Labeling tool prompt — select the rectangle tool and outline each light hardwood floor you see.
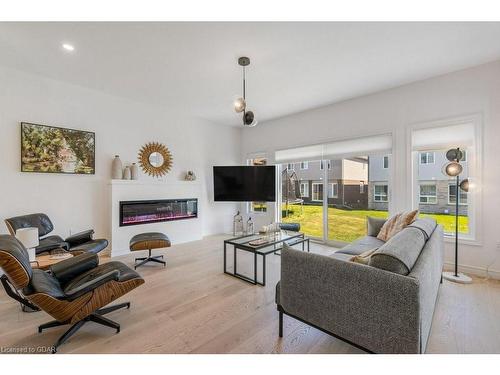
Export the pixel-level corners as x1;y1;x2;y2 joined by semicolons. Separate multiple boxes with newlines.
1;235;499;354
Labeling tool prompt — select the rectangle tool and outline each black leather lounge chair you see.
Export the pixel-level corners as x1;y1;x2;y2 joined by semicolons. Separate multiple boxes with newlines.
0;235;144;353
5;213;108;255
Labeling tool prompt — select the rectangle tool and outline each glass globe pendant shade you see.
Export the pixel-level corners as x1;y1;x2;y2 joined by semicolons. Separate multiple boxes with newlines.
234;97;246;113
445;161;463;177
243;111;258;127
459;178;469;192
446;148;464;162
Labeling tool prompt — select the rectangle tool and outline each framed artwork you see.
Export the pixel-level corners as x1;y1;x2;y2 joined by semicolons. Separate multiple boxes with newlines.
21;122;95;174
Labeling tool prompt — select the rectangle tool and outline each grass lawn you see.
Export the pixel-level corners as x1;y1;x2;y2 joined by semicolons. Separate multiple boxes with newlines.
282;204;468;243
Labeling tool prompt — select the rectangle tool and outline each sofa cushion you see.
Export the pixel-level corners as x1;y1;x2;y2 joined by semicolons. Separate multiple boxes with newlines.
408;218;437;241
369;226;426;275
377;210;418;241
367;216;387;237
336;235;385;256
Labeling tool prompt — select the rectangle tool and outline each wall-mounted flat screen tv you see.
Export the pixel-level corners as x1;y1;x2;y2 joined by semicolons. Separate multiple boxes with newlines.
21;122;95;174
213;166;276;202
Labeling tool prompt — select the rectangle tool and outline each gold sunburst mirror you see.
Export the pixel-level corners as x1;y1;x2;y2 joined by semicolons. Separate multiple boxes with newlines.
138;142;173;178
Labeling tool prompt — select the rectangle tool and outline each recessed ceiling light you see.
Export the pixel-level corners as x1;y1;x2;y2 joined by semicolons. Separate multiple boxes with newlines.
62;43;75;52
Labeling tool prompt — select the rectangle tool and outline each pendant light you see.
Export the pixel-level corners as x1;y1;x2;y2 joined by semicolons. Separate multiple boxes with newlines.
234;56;258;127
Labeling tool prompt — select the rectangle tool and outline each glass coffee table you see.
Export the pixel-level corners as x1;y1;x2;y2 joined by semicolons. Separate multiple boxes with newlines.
223;231;310;286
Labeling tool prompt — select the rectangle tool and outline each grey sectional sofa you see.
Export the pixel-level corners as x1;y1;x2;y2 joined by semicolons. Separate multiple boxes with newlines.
276;217;443;353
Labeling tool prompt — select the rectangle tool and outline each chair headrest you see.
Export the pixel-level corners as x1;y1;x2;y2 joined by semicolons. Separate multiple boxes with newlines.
5;213;54;237
0;235;33;289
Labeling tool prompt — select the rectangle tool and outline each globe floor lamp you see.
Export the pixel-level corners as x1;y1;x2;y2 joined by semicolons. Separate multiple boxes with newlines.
442;147;472;284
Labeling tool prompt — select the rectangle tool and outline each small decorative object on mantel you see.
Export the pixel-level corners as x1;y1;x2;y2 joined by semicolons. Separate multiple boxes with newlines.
111;155;123;179
185;170;196;181
130;163;139;180
138;142;173;178
123;165;131;180
233;211;243;236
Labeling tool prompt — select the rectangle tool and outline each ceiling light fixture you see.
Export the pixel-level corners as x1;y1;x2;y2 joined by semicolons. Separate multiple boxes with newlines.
234;57;257;127
62;43;75;52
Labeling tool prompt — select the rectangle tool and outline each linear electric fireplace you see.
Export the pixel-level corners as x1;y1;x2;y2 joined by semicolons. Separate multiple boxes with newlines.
119;198;198;227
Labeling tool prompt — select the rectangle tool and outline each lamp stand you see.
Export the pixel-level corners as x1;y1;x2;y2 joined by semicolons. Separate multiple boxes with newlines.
442;175;472;284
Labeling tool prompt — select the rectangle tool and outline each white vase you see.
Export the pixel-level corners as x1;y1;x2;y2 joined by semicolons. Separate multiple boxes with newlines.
131;163;139;180
123;166;131;180
111;155;123;179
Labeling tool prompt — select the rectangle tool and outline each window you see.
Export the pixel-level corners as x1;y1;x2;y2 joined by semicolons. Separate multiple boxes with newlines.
360;182;364;194
373;185;388;202
448;183;468;205
247;157;267;213
300;181;309;197
419;152;435;164
383;155;389;169
287;163;294;171
300;162;308;170
320;160;331;170
328;183;338;198
419;184;437;204
312;182;323;201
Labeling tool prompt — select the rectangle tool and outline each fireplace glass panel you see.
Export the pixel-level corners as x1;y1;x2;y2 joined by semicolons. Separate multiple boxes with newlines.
120;199;198;226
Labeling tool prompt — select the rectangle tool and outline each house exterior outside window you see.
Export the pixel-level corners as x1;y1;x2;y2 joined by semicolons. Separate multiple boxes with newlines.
287;163;294;170
419;184;437;204
312;182;323;201
448;183;468;205
300;181;309;197
300;162;309;170
373;185;388;202
383;155;389;169
328;183;338;198
419;152;435;164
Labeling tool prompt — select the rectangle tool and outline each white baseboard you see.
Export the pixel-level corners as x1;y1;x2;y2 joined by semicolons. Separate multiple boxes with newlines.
444;261;500;280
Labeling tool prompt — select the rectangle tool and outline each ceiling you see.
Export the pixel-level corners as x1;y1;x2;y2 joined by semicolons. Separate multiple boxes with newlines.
1;22;500;126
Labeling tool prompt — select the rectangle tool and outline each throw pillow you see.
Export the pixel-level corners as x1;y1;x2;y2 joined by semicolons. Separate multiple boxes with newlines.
350;247;379;265
376;210;418;242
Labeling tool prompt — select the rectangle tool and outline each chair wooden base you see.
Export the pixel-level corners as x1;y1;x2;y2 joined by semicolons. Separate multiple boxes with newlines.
38;302;131;353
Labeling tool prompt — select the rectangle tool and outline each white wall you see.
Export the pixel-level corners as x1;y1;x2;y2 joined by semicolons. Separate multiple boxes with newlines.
0;66;241;248
242;60;500;278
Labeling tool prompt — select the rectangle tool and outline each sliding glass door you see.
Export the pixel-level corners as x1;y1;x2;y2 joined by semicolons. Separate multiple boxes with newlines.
280;160;324;240
275;134;393;245
326;155;389;244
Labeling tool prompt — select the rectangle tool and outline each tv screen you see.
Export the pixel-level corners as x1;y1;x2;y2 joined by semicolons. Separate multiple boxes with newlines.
213;166;276;202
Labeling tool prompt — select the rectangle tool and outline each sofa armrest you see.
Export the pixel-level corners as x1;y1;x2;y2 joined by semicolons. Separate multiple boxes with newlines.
65;229;94;247
49;253;99;285
279;246;421;353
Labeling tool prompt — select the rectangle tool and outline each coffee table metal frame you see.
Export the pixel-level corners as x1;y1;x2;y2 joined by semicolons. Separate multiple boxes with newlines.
223;231;310;286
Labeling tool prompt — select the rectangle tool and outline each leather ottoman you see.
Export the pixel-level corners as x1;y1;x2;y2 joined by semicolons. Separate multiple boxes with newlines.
129;232;171;269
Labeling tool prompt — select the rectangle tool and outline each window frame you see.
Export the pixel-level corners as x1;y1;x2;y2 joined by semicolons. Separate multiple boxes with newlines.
419;183;437;204
300;161;309;170
300;181;309;197
311;182;323;202
247;157;268;214
419;151;435;165
287;163;294;171
383;155;389;169
328;182;338;198
448;182;468;206
373;184;389;202
408;114;482;244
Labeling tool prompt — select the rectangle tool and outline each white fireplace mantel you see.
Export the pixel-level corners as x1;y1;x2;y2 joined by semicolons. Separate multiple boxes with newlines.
109;179;202;257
